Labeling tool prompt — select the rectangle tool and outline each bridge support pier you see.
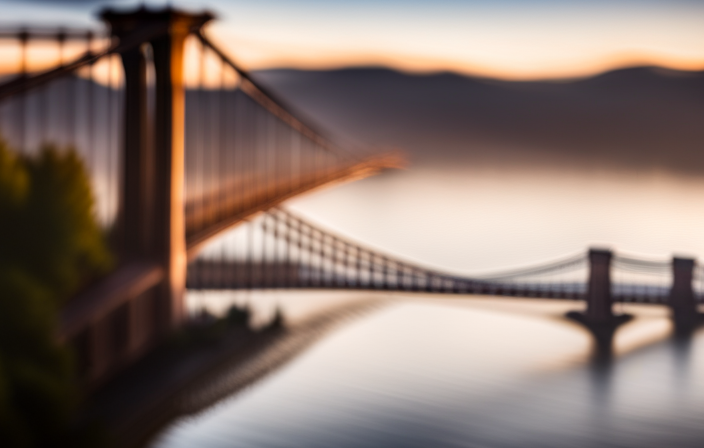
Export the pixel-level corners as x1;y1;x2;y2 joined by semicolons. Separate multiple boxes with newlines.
567;249;632;355
668;257;702;337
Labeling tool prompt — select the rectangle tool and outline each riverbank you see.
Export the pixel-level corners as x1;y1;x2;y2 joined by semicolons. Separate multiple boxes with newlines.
83;297;384;448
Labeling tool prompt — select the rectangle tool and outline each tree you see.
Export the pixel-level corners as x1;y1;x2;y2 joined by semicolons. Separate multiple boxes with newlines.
0;138;112;446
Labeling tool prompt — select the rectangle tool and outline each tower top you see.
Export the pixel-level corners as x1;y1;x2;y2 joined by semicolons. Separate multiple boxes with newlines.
100;5;214;41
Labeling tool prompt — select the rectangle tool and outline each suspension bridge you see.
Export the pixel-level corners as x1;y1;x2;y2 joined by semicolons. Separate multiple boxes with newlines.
0;6;701;387
187;207;692;304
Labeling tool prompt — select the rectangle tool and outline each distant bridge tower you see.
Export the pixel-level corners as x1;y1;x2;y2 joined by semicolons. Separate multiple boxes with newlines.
567;248;632;354
585;249;613;321
668;257;702;336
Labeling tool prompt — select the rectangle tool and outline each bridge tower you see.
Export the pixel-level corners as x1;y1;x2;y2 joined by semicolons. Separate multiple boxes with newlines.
567;248;632;353
100;8;212;350
669;257;702;336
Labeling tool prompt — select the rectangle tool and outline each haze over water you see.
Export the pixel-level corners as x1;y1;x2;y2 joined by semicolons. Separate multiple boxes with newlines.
289;166;704;274
276;66;704;272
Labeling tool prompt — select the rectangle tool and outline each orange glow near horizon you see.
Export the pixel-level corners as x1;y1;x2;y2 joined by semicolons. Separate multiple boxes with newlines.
209;41;704;81
2;39;703;82
204;25;704;81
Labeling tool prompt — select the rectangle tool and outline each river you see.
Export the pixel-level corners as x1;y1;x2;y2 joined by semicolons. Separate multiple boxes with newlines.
148;162;704;447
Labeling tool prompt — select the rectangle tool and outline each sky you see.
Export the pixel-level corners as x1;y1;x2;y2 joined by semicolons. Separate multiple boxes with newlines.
4;0;704;79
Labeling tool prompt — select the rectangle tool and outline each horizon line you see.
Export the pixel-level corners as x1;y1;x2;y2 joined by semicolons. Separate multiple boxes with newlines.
250;61;704;83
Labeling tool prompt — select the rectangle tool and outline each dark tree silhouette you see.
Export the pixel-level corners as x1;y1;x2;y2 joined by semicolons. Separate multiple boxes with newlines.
0;138;112;447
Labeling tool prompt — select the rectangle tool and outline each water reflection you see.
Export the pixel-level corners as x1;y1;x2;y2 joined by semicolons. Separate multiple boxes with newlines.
148;293;704;448
103;294;382;448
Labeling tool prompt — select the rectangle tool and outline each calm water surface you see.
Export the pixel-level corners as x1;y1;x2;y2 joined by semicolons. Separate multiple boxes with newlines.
151;167;704;447
151;293;704;448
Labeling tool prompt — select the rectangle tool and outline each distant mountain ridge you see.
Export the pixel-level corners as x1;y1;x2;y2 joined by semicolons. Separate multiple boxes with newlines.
252;66;704;175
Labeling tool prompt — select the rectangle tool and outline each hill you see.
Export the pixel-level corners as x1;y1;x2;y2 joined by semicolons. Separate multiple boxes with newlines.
253;66;704;175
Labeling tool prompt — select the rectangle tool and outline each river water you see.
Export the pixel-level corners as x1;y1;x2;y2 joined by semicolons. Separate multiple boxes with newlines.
149;163;704;447
149;293;704;448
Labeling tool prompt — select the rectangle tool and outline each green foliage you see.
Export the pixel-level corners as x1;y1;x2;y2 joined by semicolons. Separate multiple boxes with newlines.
0;141;28;208
0;269;74;447
0;138;113;446
0;141;112;302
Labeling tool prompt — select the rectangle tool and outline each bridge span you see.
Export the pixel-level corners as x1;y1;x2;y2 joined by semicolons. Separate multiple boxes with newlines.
188;207;704;346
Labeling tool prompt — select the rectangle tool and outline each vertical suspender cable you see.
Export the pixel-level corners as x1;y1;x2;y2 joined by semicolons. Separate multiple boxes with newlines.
18;29;28;152
86;32;95;176
106;52;115;233
196;39;205;234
